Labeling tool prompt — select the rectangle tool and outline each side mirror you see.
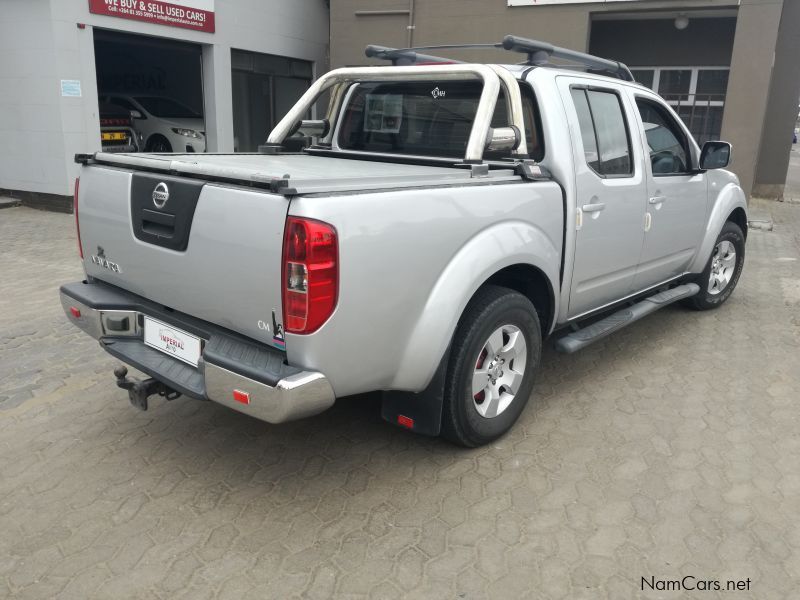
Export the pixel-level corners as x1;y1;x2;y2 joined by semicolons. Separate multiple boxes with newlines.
700;141;731;170
291;119;330;138
130;110;143;119
485;126;520;153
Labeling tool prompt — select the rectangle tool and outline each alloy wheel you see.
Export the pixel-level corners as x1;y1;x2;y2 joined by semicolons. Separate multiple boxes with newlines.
472;324;527;418
708;240;737;295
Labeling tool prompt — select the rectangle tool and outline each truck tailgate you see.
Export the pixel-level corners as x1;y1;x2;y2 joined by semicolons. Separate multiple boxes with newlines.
78;165;289;347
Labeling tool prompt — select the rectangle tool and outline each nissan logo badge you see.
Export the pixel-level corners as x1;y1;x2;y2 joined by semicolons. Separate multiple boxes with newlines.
152;182;169;209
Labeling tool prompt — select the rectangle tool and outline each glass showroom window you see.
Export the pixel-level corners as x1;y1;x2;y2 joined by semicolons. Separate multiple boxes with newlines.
231;49;313;152
630;67;729;145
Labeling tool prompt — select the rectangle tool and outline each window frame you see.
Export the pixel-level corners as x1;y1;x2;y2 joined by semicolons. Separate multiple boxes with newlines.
634;95;696;177
231;48;313;153
629;66;729;107
630;66;729;147
569;83;635;180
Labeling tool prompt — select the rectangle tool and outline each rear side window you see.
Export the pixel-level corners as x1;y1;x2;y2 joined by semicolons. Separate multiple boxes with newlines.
570;87;633;177
337;80;544;161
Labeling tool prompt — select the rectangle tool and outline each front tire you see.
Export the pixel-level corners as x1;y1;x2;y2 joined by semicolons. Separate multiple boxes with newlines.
146;135;172;153
686;221;745;310
441;285;541;447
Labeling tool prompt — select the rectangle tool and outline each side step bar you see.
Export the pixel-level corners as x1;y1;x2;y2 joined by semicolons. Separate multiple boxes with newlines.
555;283;700;354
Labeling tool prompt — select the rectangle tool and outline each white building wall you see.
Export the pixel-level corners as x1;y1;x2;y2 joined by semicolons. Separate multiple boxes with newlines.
0;0;329;199
0;1;69;196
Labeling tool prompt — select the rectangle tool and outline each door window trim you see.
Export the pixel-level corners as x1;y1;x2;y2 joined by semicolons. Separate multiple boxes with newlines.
569;83;635;180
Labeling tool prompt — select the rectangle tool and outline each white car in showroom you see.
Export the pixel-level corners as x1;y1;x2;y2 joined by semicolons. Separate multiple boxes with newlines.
100;94;206;153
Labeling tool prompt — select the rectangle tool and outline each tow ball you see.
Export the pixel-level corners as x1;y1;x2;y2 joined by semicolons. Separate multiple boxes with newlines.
113;366;181;411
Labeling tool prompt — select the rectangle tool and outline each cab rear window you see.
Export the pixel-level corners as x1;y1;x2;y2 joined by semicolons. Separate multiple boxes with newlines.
337;80;544;161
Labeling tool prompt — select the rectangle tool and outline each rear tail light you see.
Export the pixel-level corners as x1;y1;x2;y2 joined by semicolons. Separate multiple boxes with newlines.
74;177;83;259
282;217;338;334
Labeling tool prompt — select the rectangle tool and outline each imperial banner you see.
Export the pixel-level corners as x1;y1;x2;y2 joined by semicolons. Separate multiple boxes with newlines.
88;0;215;33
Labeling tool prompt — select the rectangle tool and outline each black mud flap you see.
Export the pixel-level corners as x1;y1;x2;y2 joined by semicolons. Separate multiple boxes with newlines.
381;345;450;437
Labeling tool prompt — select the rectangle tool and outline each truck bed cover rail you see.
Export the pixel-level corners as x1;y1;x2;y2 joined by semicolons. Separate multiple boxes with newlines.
84;152;524;196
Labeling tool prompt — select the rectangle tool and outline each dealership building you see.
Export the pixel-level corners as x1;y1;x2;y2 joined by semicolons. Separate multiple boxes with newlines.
0;0;329;209
332;0;800;200
3;0;799;208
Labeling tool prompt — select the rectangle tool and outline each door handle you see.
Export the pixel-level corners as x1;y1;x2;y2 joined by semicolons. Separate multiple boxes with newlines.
649;196;667;205
582;202;606;213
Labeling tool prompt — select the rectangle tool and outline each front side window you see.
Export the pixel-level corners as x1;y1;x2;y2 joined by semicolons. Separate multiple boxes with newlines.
337;80;544;161
570;87;632;177
636;98;690;175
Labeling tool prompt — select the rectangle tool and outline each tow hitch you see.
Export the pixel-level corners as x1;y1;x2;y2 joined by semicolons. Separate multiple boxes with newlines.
114;365;181;411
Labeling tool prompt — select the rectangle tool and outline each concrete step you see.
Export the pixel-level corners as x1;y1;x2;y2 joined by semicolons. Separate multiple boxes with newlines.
0;197;21;210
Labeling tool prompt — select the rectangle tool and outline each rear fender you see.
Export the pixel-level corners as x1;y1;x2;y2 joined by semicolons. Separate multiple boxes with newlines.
688;179;748;274
390;221;560;390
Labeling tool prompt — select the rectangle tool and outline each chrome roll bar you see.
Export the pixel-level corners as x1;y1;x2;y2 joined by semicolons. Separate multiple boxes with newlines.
488;64;528;158
266;64;526;162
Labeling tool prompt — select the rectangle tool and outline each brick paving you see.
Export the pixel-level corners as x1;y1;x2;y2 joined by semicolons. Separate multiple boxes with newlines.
0;198;799;599
784;146;800;202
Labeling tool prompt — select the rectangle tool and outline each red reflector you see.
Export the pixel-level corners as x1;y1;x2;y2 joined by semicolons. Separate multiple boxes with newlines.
397;415;414;429
69;307;81;318
233;390;250;405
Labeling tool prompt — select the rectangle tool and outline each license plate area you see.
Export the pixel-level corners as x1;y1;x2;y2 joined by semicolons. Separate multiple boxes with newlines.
102;131;128;141
143;316;202;367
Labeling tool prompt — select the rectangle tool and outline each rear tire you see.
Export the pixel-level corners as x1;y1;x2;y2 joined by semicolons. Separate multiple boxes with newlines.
686;221;745;310
441;285;541;448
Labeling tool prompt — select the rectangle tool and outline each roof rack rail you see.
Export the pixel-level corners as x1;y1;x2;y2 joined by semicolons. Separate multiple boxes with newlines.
364;36;634;82
501;35;634;82
365;44;467;66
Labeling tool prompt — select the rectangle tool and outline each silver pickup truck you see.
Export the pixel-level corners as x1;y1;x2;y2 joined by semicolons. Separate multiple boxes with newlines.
62;37;747;447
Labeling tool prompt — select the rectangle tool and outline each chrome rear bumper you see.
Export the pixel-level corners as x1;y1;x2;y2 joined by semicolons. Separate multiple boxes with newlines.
204;363;335;424
60;283;335;424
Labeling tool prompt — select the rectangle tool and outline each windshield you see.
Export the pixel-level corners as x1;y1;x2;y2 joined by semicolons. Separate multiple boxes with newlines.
135;97;202;119
337;80;543;160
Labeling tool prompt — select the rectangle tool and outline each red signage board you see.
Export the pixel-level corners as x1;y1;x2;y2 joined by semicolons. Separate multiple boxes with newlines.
88;0;215;33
